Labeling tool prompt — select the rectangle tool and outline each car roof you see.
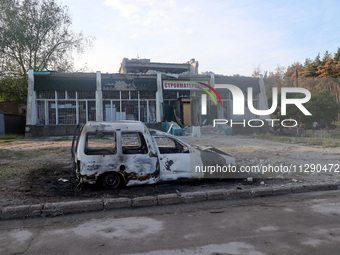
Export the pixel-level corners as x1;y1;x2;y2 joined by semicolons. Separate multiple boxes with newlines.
83;121;148;132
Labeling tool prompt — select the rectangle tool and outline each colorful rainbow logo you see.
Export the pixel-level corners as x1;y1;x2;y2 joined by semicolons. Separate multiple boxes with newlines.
197;82;222;106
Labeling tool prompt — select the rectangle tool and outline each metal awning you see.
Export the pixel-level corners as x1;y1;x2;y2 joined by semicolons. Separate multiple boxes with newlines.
34;76;96;91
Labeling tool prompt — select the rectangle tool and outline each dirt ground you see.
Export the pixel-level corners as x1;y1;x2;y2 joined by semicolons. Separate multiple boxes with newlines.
0;132;339;208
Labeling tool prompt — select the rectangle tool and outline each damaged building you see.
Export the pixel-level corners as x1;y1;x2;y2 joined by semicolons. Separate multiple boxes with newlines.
25;58;268;137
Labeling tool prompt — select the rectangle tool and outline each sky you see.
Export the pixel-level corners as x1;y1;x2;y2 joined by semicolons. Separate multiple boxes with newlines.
58;0;340;76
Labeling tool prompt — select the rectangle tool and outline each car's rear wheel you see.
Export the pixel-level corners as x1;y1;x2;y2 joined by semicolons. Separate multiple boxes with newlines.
101;172;121;189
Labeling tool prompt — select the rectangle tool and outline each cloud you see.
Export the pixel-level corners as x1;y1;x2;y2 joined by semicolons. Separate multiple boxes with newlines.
129;33;139;39
101;0;289;75
104;0;177;26
104;0;140;19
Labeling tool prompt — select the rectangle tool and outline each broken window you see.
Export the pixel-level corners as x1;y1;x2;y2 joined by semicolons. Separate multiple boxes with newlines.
154;137;188;154
85;132;116;155
122;132;148;154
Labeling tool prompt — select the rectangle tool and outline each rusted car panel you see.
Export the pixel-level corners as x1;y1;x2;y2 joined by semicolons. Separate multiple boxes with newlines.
72;121;236;188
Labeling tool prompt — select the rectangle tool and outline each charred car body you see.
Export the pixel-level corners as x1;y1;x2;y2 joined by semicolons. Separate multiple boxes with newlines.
72;121;236;188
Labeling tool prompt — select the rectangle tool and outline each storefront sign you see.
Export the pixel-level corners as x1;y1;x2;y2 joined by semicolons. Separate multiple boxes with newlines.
163;80;209;90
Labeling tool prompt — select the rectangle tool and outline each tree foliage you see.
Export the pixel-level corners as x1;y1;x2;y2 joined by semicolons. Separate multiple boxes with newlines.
0;74;27;103
0;0;92;76
0;0;92;103
285;90;339;125
259;48;340;124
307;90;340;125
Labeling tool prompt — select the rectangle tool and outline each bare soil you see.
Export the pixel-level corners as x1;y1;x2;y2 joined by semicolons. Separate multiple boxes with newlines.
0;133;339;208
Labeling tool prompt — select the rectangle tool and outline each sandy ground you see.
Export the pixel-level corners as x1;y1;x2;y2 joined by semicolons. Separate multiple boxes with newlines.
0;134;339;207
183;135;340;180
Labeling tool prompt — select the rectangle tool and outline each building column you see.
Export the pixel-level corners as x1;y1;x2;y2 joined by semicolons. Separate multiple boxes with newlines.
26;69;37;125
155;73;163;122
95;71;103;121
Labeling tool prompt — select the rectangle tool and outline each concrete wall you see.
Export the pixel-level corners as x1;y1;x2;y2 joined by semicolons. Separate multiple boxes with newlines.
25;125;79;138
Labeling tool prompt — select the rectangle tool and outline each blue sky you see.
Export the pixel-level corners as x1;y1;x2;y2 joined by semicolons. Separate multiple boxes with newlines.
59;0;340;76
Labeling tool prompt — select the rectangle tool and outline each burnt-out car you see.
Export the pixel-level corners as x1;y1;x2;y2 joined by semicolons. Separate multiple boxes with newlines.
71;121;236;189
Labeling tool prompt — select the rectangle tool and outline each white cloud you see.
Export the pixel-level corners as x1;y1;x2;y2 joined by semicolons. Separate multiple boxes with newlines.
104;0;140;19
129;33;139;39
104;0;176;26
101;0;288;75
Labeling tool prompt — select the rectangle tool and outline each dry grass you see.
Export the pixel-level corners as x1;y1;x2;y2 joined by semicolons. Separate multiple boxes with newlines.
255;132;340;148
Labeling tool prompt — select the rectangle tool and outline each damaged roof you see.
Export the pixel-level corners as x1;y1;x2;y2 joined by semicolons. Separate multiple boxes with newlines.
33;71;260;93
34;72;157;92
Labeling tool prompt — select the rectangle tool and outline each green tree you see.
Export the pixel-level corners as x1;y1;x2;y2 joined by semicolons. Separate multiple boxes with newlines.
314;53;322;67
308;90;339;125
271;90;339;133
322;50;331;65
0;0;92;76
0;75;27;103
333;47;340;63
0;0;92;103
287;90;340;127
301;58;317;77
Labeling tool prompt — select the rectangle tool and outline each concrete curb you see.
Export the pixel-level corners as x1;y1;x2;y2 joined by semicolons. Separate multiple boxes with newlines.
0;183;339;220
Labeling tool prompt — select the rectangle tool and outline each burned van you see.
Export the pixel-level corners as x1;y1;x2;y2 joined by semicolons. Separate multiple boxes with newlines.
72;121;236;188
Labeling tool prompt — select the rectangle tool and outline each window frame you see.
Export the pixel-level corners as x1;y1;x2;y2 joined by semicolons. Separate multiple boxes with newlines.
84;131;117;155
121;131;149;155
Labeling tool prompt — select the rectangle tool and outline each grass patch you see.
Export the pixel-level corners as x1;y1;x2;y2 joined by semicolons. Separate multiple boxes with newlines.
255;133;340;148
0;147;67;162
0;134;25;145
0;149;26;159
0;134;24;139
321;139;338;148
331;127;340;138
36;147;67;157
0;140;11;145
0;166;28;180
305;138;323;146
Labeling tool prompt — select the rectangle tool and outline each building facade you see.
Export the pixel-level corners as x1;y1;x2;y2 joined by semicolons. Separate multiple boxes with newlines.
25;60;268;137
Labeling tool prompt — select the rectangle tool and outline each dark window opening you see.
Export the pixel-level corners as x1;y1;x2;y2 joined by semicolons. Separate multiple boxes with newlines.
122;132;148;154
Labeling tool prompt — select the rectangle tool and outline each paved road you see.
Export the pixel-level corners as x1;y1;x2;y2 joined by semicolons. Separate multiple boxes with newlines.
1;190;340;255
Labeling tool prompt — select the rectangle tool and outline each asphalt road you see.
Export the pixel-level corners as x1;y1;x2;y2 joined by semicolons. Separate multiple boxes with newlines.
1;190;340;255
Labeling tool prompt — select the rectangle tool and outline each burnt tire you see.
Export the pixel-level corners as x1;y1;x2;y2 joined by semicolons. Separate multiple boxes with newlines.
101;172;121;189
